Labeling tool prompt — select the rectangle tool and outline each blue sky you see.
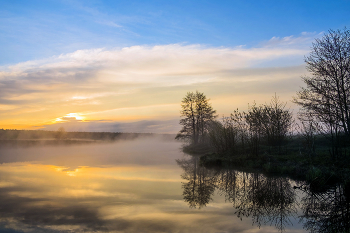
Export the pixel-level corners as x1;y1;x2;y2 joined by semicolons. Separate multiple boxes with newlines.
0;0;350;132
1;0;350;65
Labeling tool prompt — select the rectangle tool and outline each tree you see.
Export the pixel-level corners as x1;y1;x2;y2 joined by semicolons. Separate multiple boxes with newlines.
297;110;320;163
293;28;350;158
55;127;66;140
245;95;293;155
208;119;237;154
206;94;292;156
245;103;264;156
262;94;293;149
176;91;216;144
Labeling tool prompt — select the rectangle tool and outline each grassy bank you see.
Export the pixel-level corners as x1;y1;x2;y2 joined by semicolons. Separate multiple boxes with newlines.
185;136;350;186
200;152;349;184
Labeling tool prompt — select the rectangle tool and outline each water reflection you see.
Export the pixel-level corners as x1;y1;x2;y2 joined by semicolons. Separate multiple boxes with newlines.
178;155;350;232
299;182;350;232
0;138;189;233
0;163;185;232
177;156;217;208
2;138;306;233
3;138;348;232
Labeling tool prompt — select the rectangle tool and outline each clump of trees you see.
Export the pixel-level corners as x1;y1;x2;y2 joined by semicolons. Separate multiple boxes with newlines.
177;28;350;164
176;91;293;156
208;94;293;156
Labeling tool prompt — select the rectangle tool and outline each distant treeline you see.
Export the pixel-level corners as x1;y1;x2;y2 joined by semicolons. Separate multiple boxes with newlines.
0;129;175;144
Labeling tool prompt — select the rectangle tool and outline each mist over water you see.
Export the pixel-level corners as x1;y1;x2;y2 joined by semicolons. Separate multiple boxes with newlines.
0;137;309;232
0;136;182;168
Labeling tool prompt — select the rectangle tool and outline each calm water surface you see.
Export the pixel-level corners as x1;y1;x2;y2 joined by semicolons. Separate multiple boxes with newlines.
0;137;346;232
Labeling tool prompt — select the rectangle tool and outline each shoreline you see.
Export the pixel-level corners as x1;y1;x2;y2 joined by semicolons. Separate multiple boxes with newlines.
183;143;350;188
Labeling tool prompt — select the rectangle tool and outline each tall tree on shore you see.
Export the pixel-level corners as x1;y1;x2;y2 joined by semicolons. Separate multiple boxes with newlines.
263;94;293;149
176;91;216;144
293;28;350;158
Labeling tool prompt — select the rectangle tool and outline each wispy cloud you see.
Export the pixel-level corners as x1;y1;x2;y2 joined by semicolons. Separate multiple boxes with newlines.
0;34;313;131
62;0;125;29
262;32;323;48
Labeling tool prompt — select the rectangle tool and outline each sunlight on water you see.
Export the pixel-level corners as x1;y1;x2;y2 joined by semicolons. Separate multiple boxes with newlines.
0;137;308;232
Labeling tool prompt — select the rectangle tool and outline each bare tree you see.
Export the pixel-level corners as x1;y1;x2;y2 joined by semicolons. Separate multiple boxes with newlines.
208;118;237;154
293;28;350;142
245;103;265;156
207;95;292;156
245;95;293;155
263;94;293;151
297;111;319;162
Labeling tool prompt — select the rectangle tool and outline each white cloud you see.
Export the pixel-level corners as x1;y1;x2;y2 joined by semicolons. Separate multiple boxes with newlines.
0;35;313;131
1;41;308;74
262;32;323;48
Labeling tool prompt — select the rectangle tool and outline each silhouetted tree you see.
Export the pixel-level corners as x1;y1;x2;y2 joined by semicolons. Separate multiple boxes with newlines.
230;109;249;154
297;110;321;163
207;95;292;156
245;95;293;155
245;103;265;156
208;118;237;154
293;28;350;159
176;91;216;144
262;94;293;153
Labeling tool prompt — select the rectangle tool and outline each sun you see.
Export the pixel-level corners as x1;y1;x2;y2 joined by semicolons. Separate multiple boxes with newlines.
54;113;85;123
66;113;84;121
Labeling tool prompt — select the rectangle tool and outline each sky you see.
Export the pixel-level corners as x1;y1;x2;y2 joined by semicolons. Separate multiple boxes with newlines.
0;0;350;133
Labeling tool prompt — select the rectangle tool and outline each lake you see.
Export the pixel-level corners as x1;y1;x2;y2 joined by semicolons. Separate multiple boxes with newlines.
0;137;347;232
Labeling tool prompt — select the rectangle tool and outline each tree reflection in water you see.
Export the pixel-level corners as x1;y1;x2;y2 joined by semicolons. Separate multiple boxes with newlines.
177;155;297;232
176;156;217;208
178;155;350;232
220;171;297;232
299;181;350;232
